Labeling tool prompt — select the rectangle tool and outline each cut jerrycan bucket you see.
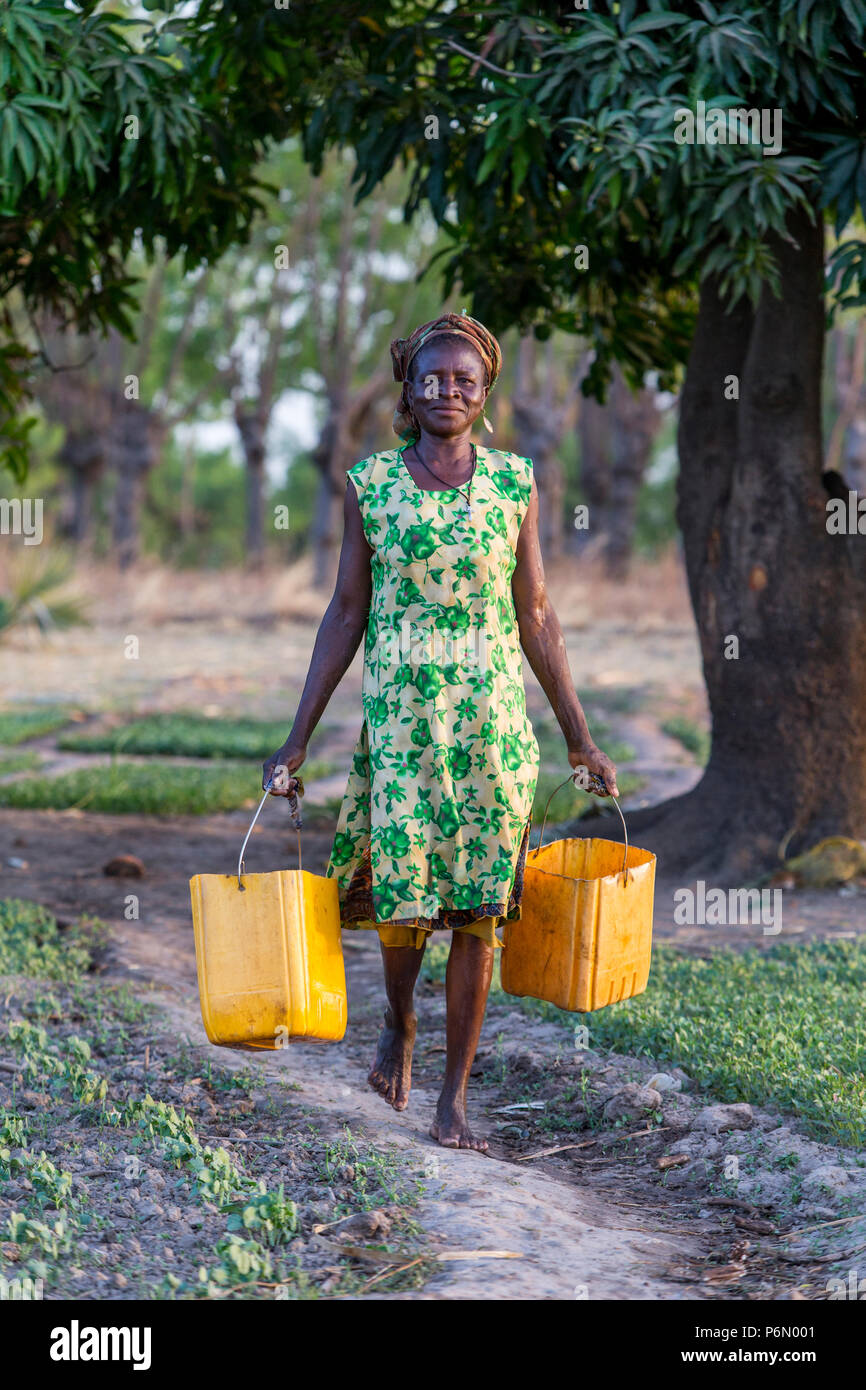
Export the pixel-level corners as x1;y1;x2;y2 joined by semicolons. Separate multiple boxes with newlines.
501;772;656;1013
189;780;347;1050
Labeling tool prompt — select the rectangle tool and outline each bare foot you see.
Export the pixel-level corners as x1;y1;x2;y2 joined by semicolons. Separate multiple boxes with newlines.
430;1100;488;1152
367;1008;416;1111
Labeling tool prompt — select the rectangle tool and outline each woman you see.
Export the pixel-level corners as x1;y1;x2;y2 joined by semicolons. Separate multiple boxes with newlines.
263;312;617;1151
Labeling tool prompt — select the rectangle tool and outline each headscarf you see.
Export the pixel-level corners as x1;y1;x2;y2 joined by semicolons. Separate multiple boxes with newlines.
389;311;502;442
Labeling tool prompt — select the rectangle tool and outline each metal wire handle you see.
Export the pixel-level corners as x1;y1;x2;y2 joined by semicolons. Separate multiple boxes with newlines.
237;775;304;891
533;770;630;883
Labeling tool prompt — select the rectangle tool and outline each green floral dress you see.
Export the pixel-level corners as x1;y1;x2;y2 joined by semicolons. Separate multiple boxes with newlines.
326;443;540;931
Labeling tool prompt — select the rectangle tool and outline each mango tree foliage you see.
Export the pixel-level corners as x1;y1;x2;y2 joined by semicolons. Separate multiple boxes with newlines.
0;0;293;479
278;0;866;396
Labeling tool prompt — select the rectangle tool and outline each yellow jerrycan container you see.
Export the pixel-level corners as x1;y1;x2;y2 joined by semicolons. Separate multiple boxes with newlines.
501;773;656;1012
189;779;346;1050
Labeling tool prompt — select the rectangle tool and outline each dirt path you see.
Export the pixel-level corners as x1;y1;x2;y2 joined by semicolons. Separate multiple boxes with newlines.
164;968;710;1300
5;806;860;1299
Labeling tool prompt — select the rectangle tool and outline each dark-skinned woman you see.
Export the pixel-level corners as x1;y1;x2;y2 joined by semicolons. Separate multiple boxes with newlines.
263;311;617;1151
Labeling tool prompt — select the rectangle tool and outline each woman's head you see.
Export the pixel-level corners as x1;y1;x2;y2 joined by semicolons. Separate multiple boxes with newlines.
390;313;502;443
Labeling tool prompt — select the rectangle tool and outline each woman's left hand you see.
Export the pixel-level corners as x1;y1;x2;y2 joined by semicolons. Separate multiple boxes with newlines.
568;743;619;798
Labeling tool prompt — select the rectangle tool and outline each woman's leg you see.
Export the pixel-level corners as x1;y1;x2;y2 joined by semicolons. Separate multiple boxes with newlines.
431;924;495;1151
368;928;427;1111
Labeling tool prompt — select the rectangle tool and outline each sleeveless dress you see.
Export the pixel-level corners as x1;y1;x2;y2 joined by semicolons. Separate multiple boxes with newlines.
326;443;540;931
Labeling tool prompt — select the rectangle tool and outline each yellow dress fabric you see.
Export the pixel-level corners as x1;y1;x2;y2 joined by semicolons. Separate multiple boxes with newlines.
327;443;540;933
371;916;501;950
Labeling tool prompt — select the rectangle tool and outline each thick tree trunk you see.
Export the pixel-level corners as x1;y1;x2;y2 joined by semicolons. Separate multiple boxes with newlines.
617;206;866;880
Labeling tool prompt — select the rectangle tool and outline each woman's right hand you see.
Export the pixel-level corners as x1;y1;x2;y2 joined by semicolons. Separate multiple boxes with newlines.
262;742;306;795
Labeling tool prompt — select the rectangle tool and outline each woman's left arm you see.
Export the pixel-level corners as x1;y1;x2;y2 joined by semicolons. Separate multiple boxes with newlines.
512;476;619;796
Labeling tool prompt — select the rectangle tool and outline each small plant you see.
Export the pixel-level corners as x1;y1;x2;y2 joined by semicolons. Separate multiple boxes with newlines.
201;1234;274;1292
0;557;87;639
226;1184;298;1247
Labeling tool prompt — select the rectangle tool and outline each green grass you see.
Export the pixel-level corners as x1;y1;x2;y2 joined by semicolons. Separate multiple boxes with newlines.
0;706;75;745
0;757;337;815
494;940;866;1147
661;715;710;766
0;761;334;815
0;749;41;776
58;713;311;761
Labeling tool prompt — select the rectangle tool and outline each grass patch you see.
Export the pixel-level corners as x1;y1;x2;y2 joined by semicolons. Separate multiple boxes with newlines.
0;749;41;776
0;761;313;815
59;714;314;761
0;706;75;745
661;715;710;766
493;940;866;1147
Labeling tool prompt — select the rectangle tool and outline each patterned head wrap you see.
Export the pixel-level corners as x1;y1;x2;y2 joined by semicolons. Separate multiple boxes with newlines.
390;311;502;442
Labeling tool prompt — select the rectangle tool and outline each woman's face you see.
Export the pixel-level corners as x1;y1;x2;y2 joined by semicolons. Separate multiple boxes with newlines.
406;339;489;440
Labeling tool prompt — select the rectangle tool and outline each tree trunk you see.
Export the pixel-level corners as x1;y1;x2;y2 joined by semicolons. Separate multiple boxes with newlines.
235;405;268;567
512;337;567;562
576;362;658;575
58;431;104;543
576;384;610;556
606;368;658;579
311;405;351;590
620;205;866;880
310;372;389;588
111;398;154;570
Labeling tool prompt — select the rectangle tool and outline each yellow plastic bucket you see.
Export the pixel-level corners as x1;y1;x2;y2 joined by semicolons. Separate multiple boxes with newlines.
500;774;656;1012
189;783;347;1050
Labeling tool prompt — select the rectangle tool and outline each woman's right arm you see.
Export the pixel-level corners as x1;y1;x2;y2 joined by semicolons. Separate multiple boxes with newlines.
262;478;372;794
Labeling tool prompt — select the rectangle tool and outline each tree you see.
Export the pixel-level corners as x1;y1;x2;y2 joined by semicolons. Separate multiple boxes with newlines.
0;0;298;481
275;0;866;878
33;261;236;569
577;361;662;577
511;334;576;562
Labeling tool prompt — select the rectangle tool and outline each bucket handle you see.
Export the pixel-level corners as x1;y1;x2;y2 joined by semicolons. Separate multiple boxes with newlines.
237;775;303;891
533;770;630;884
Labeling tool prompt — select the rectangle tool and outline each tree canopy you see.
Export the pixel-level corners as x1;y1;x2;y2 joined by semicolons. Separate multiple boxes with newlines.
0;0;293;479
280;0;866;394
